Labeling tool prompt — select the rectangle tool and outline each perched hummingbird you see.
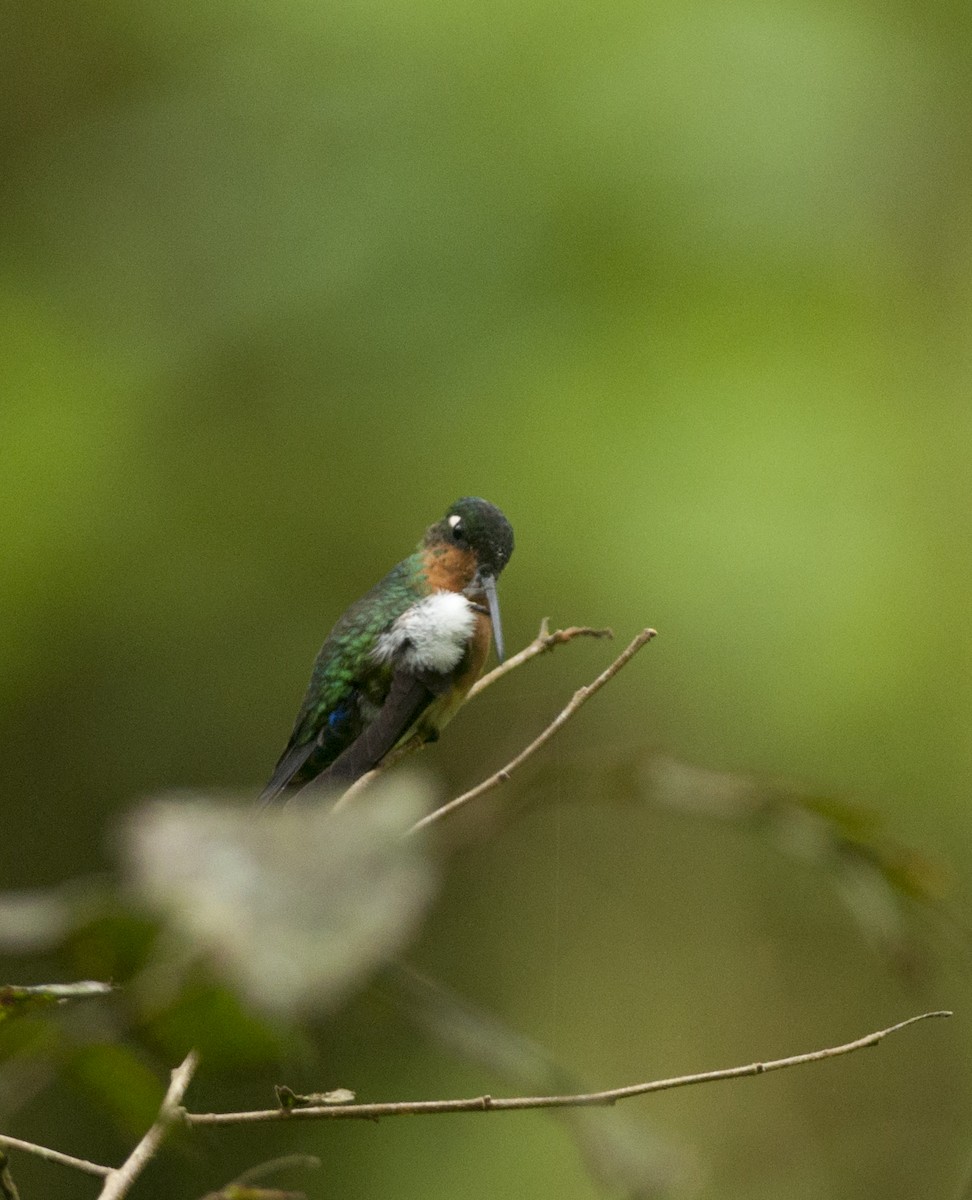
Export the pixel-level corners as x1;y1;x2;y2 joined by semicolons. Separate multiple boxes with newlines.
260;497;514;804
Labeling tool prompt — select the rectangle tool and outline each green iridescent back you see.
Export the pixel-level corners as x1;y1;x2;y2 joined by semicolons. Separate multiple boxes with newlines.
289;551;427;748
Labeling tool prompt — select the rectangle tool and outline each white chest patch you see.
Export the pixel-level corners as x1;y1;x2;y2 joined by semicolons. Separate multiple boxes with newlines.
372;591;477;675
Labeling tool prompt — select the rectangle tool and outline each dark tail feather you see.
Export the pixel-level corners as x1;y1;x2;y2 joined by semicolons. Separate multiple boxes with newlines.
258;739;318;807
294;671;434;800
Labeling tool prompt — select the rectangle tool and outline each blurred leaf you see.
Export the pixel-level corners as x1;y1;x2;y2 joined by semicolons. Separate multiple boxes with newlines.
201;1189;305;1200
639;755;767;821
840;837;951;905
0;890;74;954
799;795;883;838
390;964;560;1089
389;966;687;1199
65;908;161;985
0;1150;18;1200
122;780;438;1018
147;979;296;1069
594;752;950;972
0;981;112;1023
64;1041;165;1136
0;1012;62;1063
562;1106;695;1200
199;1151;320;1199
0;1013;64;1119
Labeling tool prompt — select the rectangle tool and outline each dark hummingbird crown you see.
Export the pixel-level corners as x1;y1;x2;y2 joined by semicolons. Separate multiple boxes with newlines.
425;497;514;577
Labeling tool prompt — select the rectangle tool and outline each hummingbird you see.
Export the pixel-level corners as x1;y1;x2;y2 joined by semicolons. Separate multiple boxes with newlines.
260;497;514;804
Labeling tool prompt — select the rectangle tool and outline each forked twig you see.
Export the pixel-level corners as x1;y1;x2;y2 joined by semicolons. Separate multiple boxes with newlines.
410;628;657;833
0;1055;200;1194
97;1051;199;1200
467;620;614;700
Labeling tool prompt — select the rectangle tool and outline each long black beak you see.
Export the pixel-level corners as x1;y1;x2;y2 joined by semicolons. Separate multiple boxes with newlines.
482;573;505;663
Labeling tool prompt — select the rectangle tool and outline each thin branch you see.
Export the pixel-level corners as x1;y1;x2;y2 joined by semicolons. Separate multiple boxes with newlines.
467;620;614;700
97;1050;199;1200
410;627;657;834
183;1011;949;1126
0;1134;110;1179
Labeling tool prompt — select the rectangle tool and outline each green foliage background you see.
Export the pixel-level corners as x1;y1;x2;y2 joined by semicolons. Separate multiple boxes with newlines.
2;1;971;1197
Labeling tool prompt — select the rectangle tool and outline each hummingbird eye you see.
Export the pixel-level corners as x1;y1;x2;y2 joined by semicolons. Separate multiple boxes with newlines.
447;514;465;541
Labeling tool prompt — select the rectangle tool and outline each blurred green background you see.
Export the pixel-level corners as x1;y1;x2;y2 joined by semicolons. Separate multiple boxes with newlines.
2;0;971;1196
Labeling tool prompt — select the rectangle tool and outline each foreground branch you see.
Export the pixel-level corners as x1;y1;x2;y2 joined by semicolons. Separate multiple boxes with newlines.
97;1051;199;1200
183;1011;948;1126
410;627;657;833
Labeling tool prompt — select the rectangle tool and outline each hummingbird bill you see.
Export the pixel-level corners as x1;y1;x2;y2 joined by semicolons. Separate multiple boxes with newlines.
260;497;514;804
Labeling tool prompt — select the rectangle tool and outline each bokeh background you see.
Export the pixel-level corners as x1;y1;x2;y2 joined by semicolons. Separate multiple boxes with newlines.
2;1;971;1197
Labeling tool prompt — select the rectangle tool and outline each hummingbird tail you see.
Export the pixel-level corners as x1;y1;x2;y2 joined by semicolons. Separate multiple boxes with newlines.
293;671;437;800
258;739;318;807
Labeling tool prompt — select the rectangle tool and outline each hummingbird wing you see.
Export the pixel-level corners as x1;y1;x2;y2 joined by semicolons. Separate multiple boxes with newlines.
259;559;428;806
295;668;444;796
259;665;444;805
261;586;482;805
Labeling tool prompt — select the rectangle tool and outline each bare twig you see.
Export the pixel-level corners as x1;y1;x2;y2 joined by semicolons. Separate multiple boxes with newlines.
97;1050;199;1200
0;1152;20;1200
331;621;614;812
467;620;614;700
183;1011;948;1126
410;627;657;834
0;1134;110;1179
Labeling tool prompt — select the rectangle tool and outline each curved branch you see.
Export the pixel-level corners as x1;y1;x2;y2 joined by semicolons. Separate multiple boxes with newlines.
184;1011;949;1126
